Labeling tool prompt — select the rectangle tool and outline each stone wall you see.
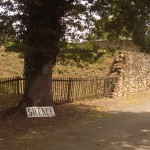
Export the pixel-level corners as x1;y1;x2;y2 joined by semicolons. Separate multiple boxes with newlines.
78;40;140;52
108;51;150;97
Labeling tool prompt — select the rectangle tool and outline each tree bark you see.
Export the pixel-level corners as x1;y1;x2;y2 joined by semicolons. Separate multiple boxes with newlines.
27;61;54;106
21;52;55;108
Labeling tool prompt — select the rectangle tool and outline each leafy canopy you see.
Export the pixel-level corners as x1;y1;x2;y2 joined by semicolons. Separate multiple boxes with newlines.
0;0;150;53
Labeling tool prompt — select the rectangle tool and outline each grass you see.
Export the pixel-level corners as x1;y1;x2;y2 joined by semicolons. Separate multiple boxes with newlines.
0;40;141;78
0;46;115;78
0;46;24;77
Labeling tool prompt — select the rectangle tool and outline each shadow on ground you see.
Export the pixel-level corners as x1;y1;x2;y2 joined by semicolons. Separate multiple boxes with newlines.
0;102;150;150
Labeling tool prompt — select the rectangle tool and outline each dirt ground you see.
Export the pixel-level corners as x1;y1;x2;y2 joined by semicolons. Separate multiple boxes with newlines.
0;89;150;150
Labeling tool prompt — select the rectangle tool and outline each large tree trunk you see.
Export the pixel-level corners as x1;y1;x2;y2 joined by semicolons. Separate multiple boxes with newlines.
23;52;55;107
27;62;53;106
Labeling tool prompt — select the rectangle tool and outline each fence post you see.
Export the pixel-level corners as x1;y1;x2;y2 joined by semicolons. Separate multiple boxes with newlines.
17;77;20;101
67;78;72;102
103;78;108;97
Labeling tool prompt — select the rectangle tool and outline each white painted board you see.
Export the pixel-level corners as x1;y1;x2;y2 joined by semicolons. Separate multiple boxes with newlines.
26;107;55;117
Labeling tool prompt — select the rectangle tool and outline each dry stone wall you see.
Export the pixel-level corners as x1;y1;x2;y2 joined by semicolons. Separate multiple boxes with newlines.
108;51;150;97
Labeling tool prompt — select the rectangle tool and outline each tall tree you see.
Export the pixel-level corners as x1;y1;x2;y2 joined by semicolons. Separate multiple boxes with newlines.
22;0;74;106
0;0;76;106
92;0;150;46
0;0;95;107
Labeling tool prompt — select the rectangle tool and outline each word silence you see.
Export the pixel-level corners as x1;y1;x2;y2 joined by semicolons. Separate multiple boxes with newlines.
26;107;55;117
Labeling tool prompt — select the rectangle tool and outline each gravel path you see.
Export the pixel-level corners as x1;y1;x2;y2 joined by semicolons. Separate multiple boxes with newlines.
47;100;150;150
1;93;150;150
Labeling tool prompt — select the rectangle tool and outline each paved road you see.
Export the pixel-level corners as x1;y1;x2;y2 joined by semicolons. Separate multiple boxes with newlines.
2;100;150;150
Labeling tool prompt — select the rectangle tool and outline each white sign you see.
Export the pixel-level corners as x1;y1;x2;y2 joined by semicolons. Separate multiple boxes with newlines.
26;107;55;118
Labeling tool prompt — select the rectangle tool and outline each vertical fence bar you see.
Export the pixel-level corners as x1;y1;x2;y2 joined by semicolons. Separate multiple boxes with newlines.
67;78;71;102
17;77;20;102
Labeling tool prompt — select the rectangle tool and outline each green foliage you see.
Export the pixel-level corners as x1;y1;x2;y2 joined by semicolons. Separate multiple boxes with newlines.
142;29;150;53
1;0;149;84
58;40;118;68
3;42;28;57
91;0;150;51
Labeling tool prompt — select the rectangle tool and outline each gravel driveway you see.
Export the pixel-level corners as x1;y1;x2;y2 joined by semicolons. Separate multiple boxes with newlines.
0;90;150;150
44;101;150;150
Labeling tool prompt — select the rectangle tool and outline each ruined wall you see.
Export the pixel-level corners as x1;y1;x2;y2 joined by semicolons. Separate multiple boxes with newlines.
77;40;140;52
108;51;150;97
